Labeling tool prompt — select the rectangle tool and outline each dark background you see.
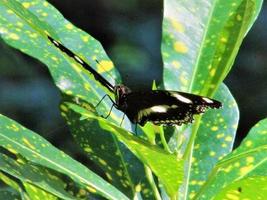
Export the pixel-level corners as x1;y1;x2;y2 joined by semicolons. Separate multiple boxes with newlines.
0;0;266;158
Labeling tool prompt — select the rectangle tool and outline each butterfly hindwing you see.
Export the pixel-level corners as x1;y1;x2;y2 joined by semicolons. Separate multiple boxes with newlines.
122;90;222;126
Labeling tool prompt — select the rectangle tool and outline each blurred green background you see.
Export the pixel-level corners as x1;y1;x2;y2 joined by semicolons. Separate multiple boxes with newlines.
0;0;266;160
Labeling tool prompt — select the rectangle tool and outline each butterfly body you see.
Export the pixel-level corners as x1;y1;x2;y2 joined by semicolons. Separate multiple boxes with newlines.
114;85;222;126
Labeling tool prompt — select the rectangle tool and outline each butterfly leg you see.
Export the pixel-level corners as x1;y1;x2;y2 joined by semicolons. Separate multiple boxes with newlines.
101;103;115;119
95;94;108;108
134;124;138;135
120;113;126;126
95;94;116;119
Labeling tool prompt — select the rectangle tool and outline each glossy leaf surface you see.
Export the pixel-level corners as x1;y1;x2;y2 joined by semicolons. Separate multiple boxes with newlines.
0;114;129;200
194;118;267;199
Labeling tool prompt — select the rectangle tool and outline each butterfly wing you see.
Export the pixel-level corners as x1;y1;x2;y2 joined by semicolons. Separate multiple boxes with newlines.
123;90;222;126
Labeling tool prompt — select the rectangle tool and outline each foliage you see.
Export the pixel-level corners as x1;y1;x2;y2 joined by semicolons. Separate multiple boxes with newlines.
0;0;265;199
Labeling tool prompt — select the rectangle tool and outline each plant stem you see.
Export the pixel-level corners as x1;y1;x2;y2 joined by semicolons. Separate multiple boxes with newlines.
144;165;162;200
159;127;172;153
181;117;202;199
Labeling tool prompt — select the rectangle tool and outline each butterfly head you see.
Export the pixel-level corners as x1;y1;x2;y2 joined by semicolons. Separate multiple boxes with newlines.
114;84;131;107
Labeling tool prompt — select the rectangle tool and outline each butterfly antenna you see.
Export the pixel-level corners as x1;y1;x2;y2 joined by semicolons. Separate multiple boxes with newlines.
95;59;116;84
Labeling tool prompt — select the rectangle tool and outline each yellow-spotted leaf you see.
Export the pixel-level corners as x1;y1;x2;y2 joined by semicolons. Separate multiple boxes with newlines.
162;0;263;96
60;95;155;199
0;114;129;200
0;0;122;124
0;152;77;199
162;1;262;198
0;188;20;200
23;182;59;200
0;173;22;199
193;118;267;199
214;176;267;200
187;84;239;198
62;102;184;197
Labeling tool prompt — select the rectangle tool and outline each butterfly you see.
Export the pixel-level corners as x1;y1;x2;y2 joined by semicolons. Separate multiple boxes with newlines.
48;36;222;127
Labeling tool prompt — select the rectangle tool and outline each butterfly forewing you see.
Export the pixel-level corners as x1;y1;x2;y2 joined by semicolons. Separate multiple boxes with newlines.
122;90;222;126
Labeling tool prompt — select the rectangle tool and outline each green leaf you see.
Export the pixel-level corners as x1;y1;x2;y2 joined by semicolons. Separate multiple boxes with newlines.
0;0;120;121
162;0;262;198
23;182;58;200
62;102;184;197
0;114;129;200
188;83;239;198
162;0;263;95
194;118;267;199
60;99;155;198
0;152;76;199
0;187;20;200
214;176;267;200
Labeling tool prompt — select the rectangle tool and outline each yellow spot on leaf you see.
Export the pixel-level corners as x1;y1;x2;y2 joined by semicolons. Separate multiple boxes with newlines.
82;35;90;42
98;158;107;165
234;162;240;167
171;20;185;33
22;2;31;9
116;170;123;176
211;126;218;131
97;60;114;73
221;143;227;148
245;140;253;147
225;136;233;142
84;83;91;91
239;165;253;176
197;181;205;186
209;68;216;77
65;23;74;30
86;186;97;193
190;180;197;185
194;143;200;150
16;22;24;27
71;63;82;72
65;90;73;95
135;184;142;192
11;124;19;132
22;138;36;150
7;148;17;155
174;41;188;53
60;105;68;112
105;173;112;181
51;56;58;62
236;15;242;21
223;165;233;173
246;156;255;163
219;118;224;122
41;12;48;17
43;2;49;7
9;33;20;40
189;191;196;199
220;37;228;43
172;61;181;69
226;193;239;200
84;147;93;153
209;151;216;156
29;33;38;38
7;9;14;14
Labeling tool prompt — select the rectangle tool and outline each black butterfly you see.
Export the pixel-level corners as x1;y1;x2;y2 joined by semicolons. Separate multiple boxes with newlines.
48;36;222;127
